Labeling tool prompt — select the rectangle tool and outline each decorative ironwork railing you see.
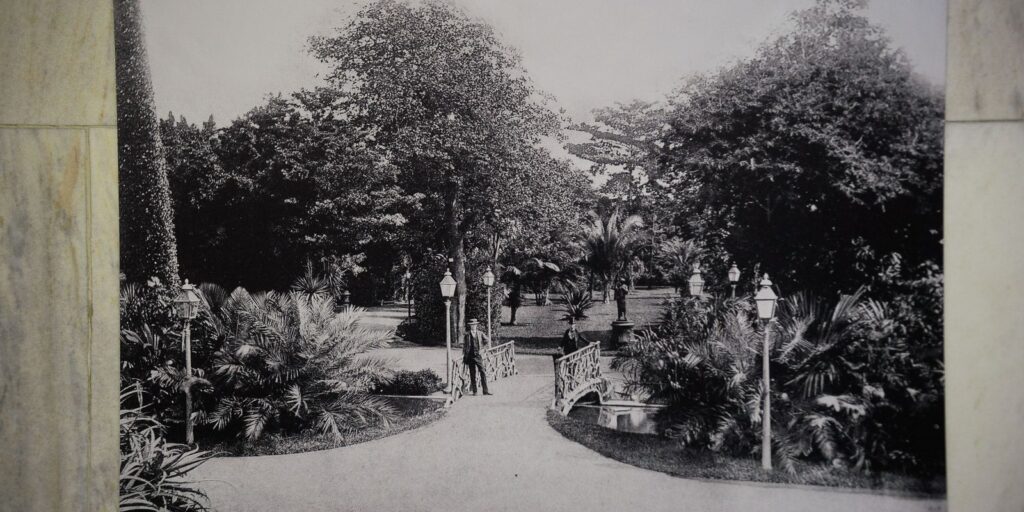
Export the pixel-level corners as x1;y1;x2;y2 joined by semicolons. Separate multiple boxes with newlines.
447;340;518;404
552;342;609;414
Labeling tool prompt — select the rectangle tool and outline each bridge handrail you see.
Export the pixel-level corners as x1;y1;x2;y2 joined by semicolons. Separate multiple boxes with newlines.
553;342;602;403
447;340;518;405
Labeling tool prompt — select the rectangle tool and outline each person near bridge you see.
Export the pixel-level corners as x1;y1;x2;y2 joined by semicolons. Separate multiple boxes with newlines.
463;319;492;396
556;316;590;363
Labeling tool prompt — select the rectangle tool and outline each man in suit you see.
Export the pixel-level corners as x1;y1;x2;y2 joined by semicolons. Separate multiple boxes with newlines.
463;319;492;396
560;316;589;357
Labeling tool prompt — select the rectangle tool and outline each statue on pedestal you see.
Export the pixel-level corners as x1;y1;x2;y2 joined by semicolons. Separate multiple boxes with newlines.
614;280;629;321
611;279;634;350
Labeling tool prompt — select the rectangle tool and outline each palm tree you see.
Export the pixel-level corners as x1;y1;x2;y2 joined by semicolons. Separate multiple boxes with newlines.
582;209;644;302
556;282;594;322
659;238;702;295
205;287;396;442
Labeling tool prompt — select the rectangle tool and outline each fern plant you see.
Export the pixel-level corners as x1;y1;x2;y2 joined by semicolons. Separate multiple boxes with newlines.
616;286;945;474
205;288;396;442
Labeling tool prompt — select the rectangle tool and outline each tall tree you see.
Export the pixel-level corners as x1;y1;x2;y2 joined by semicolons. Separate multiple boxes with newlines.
115;0;179;286
161;93;408;291
570;101;674;287
658;0;943;294
311;0;563;343
568;100;668;212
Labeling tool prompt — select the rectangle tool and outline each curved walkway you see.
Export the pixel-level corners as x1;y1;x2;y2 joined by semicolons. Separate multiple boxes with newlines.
194;352;945;512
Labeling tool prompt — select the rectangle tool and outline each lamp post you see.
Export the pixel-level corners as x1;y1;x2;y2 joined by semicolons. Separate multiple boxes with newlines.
404;270;412;320
482;266;495;349
754;273;779;471
172;279;202;444
728;263;741;298
688;262;705;297
439;266;457;393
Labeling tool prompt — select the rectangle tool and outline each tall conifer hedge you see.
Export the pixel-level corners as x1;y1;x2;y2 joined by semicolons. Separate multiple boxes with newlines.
115;0;180;286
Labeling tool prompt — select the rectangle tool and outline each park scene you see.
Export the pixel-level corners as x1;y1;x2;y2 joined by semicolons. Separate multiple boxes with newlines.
116;0;946;510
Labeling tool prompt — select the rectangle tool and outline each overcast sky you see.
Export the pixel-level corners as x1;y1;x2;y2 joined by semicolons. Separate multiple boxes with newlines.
143;0;947;126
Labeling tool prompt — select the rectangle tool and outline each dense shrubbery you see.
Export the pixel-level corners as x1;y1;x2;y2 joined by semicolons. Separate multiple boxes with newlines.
615;287;944;475
371;369;444;396
120;384;213;511
408;252;504;344
194;287;397;442
121;273;398;445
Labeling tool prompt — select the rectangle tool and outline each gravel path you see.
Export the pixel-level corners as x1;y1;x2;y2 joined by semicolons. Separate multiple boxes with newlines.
194;351;945;512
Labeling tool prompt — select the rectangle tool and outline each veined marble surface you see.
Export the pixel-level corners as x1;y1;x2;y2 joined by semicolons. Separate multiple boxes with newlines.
0;0;118;511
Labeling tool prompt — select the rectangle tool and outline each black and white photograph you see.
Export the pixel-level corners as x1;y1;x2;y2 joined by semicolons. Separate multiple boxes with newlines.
114;0;947;510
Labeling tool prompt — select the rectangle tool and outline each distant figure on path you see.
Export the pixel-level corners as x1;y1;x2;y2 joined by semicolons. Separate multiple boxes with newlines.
614;280;629;321
463;319;492;396
555;317;590;362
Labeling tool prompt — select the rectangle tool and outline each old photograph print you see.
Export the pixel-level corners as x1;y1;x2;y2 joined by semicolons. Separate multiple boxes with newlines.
115;0;947;510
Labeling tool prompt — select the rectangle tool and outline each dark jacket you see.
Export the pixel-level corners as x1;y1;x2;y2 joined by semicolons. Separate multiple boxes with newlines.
463;329;487;362
560;327;586;356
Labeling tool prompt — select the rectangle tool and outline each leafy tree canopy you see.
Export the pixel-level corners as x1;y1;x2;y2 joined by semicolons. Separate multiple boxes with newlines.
657;0;943;293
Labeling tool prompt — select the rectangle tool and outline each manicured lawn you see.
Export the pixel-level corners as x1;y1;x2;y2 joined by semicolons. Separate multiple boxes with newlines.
497;286;676;354
206;402;447;457
546;409;946;497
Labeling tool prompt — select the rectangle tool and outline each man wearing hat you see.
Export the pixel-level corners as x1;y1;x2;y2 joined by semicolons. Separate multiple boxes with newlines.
463;319;492;395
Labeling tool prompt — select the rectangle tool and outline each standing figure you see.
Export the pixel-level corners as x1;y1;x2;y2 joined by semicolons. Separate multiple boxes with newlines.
555;317;591;363
463;319;492;396
614;280;629;321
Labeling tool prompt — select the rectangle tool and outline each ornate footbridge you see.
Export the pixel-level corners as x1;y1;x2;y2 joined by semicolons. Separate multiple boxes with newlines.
445;339;610;413
552;342;612;415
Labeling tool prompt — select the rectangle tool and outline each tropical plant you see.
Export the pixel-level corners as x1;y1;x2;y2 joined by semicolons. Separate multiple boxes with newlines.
520;257;562;305
616;286;944;475
659;238;703;295
204;287;397;442
582;209;644;302
120;384;214;512
556;282;594;322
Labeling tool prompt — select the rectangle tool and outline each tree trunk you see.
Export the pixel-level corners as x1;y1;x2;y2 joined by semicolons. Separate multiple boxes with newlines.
447;193;467;347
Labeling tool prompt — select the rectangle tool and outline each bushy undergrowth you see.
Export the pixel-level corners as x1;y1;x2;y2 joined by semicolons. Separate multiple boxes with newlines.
371;369;444;396
120;384;213;511
121;273;398;446
614;287;944;476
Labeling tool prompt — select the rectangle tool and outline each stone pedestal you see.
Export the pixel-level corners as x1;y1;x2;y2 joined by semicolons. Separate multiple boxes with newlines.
610;320;635;350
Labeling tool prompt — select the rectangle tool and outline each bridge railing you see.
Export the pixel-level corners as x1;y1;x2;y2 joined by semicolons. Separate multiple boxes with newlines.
552;342;607;414
447;340;518;405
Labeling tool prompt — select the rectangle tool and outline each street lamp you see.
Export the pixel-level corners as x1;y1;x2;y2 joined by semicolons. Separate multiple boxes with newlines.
404;269;412;320
439;266;457;393
172;279;202;444
754;273;779;471
482;266;495;349
728;263;741;298
688;262;705;297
